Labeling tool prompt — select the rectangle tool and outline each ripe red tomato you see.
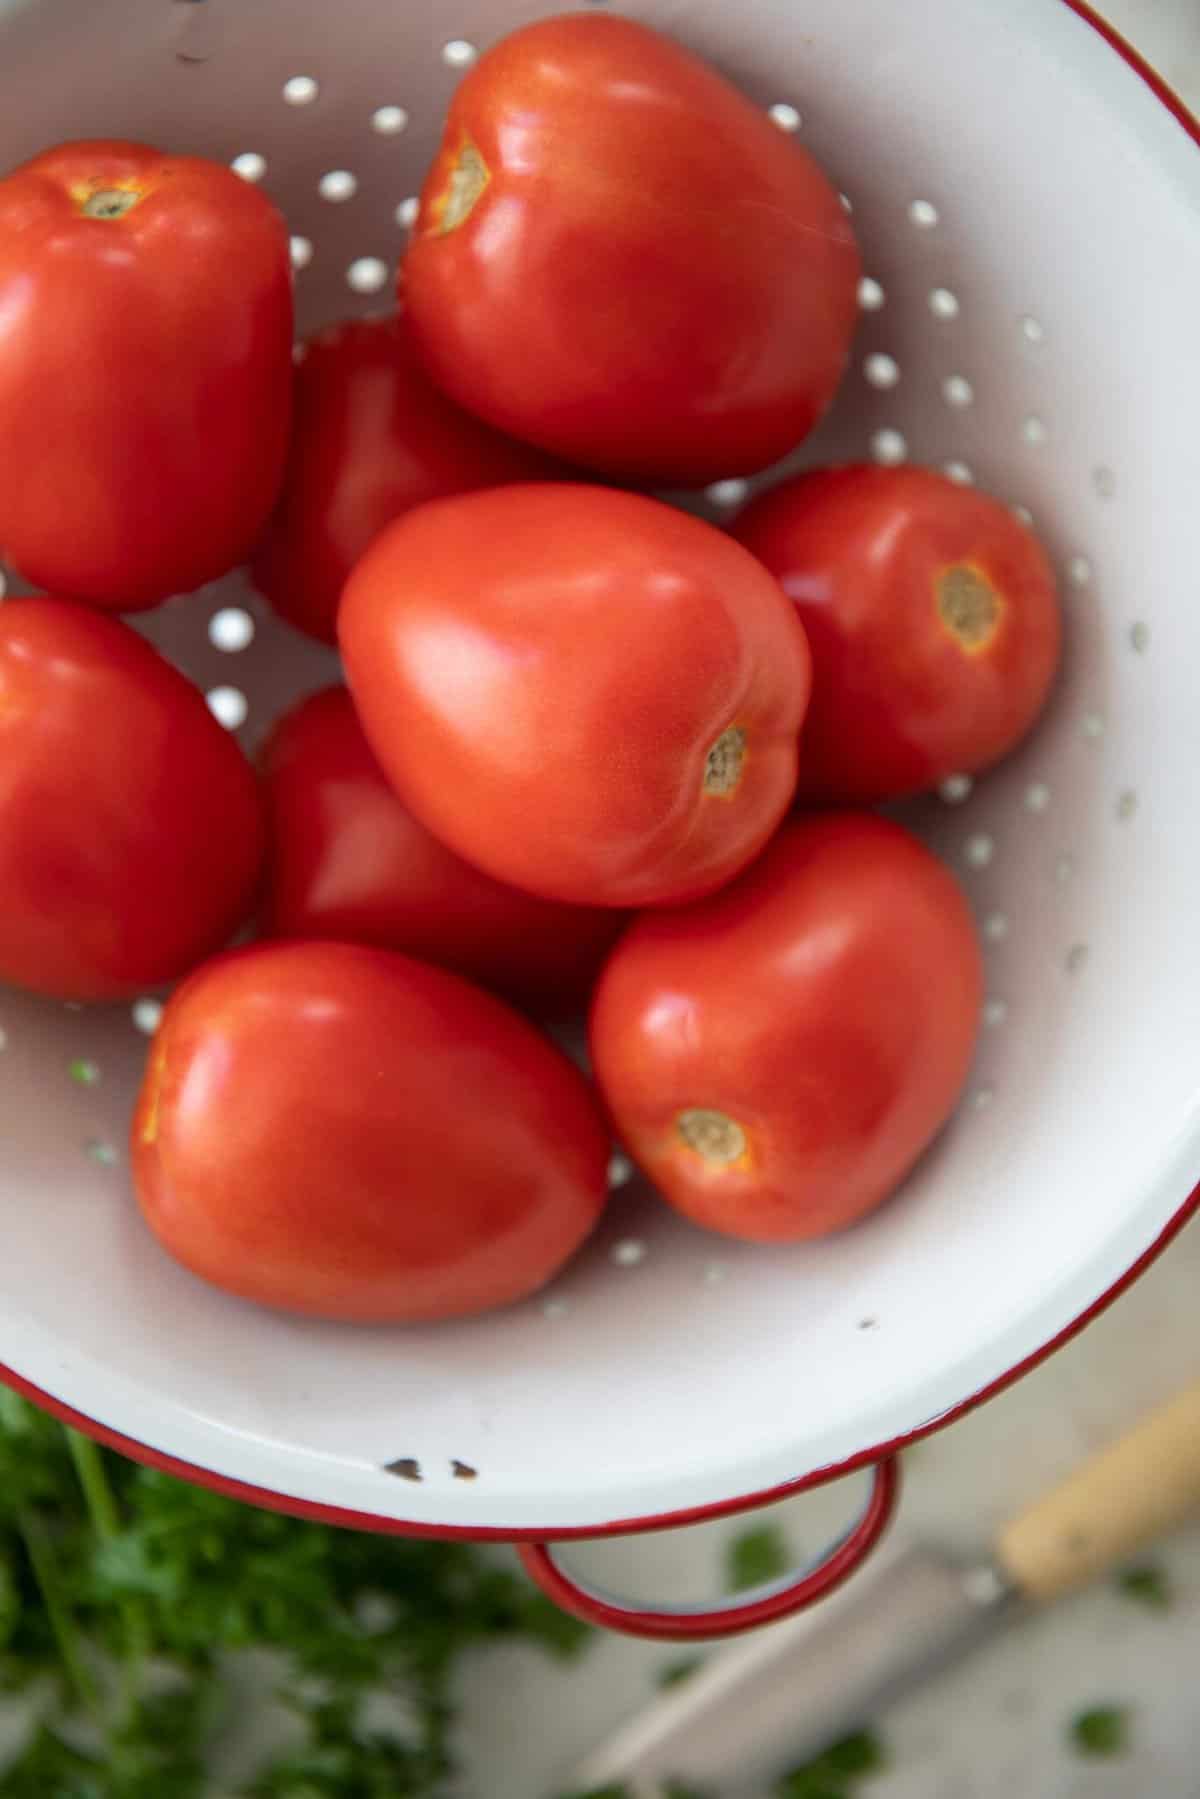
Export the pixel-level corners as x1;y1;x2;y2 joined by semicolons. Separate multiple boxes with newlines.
732;465;1062;802
261;686;627;1008
403;13;860;485
132;941;611;1322
252;313;568;645
0;141;292;611
590;815;983;1242
0;599;263;1001
339;485;812;909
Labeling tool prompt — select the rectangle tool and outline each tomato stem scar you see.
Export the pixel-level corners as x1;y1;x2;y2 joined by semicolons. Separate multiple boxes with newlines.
429;138;490;235
937;564;1001;652
80;189;142;220
703;726;747;796
677;1108;747;1165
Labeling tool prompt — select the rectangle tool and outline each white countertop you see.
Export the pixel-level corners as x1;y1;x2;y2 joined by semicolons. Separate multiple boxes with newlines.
457;8;1200;1794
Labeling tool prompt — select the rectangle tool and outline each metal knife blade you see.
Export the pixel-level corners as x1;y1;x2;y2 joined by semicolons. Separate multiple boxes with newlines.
564;1542;1017;1798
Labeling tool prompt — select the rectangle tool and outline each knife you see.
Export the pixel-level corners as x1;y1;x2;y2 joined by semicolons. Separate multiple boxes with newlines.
565;1378;1200;1798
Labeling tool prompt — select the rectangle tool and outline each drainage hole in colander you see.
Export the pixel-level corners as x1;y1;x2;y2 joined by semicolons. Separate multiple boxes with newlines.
838;192;853;214
0;569;7;600
542;1297;570;1319
372;106;410;136
1012;505;1035;528
942;460;973;486
1055;853;1076;886
289;236;313;271
768;102;802;132
1021;315;1045;344
282;75;320;107
207;686;248;731
607;1150;635;1188
442;39;478;69
208;607;255;653
973;1086;995;1110
963;833;994;870
938;773;973;804
1024;781;1051;814
703;1261;727;1286
908;199;939;229
982;911;1009;943
870;427;907;466
230;153;267;184
347;257;390;295
611;1238;648;1268
942;374;973;408
706;478;749;510
1081;711;1105;741
857;276;885;311
1116;789;1138;821
382;1457;422;1482
1022;415;1048;448
132;998;164;1036
396;197;420;230
1068;555;1092;587
0;1026;7;1052
318;169;358;203
929;287;960;321
983;999;1007;1028
1130;621;1150;654
863;352;899;390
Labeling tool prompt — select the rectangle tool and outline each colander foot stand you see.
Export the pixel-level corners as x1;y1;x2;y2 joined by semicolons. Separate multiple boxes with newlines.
518;1455;900;1640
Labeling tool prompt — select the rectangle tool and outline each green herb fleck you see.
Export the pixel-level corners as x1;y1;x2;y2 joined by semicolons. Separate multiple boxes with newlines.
1116;1564;1172;1611
68;1058;100;1086
777;1728;887;1797
657;1653;705;1690
726;1523;790;1593
1070;1705;1131;1758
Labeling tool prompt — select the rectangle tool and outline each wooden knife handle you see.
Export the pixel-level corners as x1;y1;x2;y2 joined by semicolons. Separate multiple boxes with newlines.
996;1379;1200;1602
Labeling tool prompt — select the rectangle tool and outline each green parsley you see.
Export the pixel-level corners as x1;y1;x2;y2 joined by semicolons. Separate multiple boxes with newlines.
1116;1564;1172;1611
726;1523;790;1593
0;1392;587;1796
656;1653;705;1690
776;1729;887;1798
1070;1705;1131;1758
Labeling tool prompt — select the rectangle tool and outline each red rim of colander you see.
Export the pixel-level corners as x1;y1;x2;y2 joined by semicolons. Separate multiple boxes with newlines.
1;0;1197;1547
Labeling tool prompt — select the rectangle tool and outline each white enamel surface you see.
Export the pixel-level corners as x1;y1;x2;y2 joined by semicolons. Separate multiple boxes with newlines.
0;0;1197;1535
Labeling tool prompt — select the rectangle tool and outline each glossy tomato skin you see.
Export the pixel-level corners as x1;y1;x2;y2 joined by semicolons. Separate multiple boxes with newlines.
732;465;1062;802
403;14;860;485
590;815;983;1243
339;484;812;909
132;940;611;1322
252;313;568;645
0;599;264;1001
0;141;292;610
261;686;627;1008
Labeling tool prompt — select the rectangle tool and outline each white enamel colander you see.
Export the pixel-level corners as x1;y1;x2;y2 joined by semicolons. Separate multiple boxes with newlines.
0;0;1198;1642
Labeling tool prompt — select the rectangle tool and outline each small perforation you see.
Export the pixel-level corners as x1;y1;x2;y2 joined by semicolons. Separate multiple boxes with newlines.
607;1151;635;1189
768;102;801;132
909;199;939;228
133;999;164;1036
983;998;1008;1028
871;427;907;466
290;235;313;270
964;833;995;870
612;1238;648;1267
318;169;358;203
939;773;973;804
209;608;255;652
1022;415;1048;447
1130;621;1150;654
864;352;900;389
857;277;885;311
282;75;319;106
929;287;960;320
396;196;420;229
442;38;478;67
372;105;410;136
207;686;248;731
231;152;267;183
347;256;389;294
943;375;973;408
942;460;973;486
706;479;749;509
983;911;1009;943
